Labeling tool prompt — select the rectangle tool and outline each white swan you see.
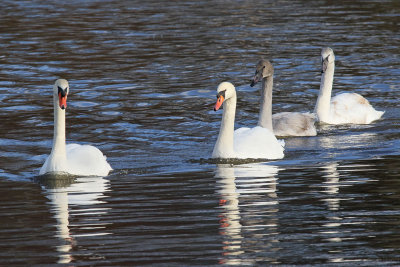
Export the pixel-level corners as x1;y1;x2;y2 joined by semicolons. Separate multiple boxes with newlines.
314;47;384;124
40;79;112;176
212;82;284;159
251;59;317;137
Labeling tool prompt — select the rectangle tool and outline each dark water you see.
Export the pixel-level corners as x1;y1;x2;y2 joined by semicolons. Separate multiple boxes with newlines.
0;0;399;265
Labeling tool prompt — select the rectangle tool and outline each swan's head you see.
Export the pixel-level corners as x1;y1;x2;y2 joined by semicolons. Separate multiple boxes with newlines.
250;59;274;87
214;82;236;111
321;47;335;73
53;79;69;110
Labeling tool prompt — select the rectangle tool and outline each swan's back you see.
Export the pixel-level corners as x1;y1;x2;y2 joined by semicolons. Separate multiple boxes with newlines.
234;126;284;159
272;112;317;137
330;93;384;124
66;144;112;176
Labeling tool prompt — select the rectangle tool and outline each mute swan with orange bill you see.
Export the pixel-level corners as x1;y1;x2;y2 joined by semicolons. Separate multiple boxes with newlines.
212;82;284;159
40;79;112;176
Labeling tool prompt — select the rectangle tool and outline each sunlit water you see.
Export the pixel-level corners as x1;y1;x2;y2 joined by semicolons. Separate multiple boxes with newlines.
0;0;399;265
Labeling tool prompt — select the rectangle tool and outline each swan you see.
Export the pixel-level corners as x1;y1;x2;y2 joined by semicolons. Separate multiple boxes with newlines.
250;59;317;137
212;82;284;159
314;47;384;124
40;79;112;176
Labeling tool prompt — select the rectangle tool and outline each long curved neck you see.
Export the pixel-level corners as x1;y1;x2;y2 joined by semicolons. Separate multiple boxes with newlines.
258;76;273;132
314;62;335;122
50;93;67;161
212;95;236;158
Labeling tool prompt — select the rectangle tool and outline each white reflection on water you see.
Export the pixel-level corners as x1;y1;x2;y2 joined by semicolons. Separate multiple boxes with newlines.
318;132;379;159
42;176;110;264
319;162;345;256
321;162;341;211
319;161;381;264
215;163;280;265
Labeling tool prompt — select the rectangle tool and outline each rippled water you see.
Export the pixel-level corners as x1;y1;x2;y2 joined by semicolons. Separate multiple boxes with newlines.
0;0;399;265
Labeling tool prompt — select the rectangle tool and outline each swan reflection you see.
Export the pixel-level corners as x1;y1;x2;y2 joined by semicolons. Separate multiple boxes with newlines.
321;162;340;211
216;163;280;265
320;162;344;262
37;175;110;264
318;132;378;159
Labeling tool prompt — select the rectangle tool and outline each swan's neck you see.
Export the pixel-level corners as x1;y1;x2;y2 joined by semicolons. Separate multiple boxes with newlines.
212;95;236;158
49;94;67;169
258;76;273;132
314;63;335;122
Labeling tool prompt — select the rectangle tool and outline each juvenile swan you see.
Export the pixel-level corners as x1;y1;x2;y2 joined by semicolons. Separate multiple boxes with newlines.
212;82;284;159
251;59;317;137
314;47;384;124
40;79;112;176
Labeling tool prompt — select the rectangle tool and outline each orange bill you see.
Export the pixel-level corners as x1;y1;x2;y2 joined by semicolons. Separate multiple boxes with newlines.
58;93;67;109
214;95;224;111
